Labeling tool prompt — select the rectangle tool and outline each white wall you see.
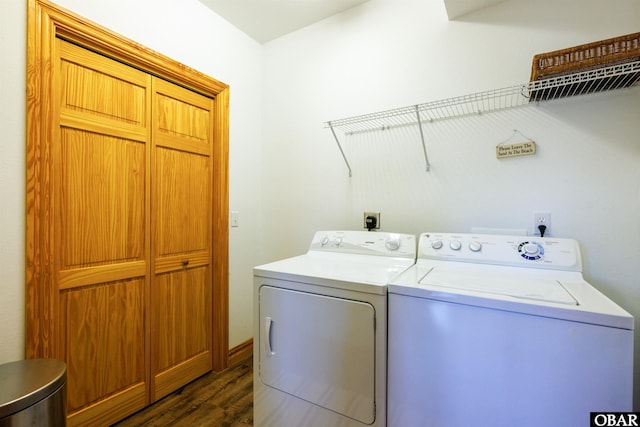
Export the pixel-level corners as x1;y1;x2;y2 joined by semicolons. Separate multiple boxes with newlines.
2;0;639;411
261;0;640;409
0;0;263;361
0;0;27;364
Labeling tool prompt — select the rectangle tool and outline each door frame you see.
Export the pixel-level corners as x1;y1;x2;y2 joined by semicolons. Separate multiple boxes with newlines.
26;0;230;371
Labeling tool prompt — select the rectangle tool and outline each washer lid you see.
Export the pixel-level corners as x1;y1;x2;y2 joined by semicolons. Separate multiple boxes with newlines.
419;266;578;305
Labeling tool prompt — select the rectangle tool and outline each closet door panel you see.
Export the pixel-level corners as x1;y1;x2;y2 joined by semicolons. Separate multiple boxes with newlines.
62;278;146;413
155;84;211;155
59;128;145;268
59;41;149;137
154;267;209;369
155;148;209;255
151;78;214;401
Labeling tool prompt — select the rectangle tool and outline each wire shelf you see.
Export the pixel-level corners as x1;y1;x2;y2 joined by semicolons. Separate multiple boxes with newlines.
325;60;640;175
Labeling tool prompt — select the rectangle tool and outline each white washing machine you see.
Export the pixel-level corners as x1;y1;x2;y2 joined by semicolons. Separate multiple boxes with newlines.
388;232;634;427
253;230;416;427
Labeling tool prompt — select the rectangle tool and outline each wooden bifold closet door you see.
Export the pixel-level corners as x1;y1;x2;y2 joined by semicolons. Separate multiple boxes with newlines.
56;40;152;424
26;2;229;421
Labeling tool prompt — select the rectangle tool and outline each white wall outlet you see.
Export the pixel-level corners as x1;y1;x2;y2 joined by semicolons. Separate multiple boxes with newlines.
363;212;380;230
533;211;551;237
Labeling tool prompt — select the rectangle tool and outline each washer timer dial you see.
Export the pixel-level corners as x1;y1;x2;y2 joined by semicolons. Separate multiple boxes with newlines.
518;241;544;261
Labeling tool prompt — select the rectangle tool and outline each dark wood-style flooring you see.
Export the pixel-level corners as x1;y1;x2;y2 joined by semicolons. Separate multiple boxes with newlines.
112;356;253;427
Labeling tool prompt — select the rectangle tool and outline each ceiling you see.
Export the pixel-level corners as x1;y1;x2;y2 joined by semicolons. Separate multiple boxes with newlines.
197;0;372;44
444;0;506;20
198;0;506;44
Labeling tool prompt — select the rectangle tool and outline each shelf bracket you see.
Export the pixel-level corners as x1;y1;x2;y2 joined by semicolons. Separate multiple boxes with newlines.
328;121;352;177
415;105;431;171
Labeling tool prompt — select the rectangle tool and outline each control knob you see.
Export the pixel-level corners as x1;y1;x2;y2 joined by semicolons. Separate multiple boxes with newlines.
431;239;443;250
518;241;544;260
468;241;482;252
523;242;539;255
386;235;401;250
449;240;462;251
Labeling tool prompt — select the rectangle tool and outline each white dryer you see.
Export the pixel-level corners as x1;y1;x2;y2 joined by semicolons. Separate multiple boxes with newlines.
253;230;416;427
388;232;634;427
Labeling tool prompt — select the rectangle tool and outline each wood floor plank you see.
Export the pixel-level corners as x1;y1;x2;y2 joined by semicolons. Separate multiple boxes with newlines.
112;356;253;426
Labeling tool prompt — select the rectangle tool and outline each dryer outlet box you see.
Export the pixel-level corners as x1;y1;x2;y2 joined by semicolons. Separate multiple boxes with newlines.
363;212;380;230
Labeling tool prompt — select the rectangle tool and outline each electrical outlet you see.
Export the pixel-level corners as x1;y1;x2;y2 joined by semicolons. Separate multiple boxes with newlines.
363;212;381;230
533;211;551;237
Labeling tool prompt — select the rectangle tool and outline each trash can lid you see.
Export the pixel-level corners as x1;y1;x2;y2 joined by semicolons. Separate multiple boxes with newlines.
0;358;66;418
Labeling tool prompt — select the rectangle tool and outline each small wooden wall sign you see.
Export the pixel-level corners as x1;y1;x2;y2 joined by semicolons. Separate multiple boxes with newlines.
496;141;536;159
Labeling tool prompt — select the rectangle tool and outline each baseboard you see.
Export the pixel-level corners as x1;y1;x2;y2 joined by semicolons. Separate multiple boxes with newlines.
228;338;253;366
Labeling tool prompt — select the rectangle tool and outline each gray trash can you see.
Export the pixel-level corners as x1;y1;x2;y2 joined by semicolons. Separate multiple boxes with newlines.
0;358;66;426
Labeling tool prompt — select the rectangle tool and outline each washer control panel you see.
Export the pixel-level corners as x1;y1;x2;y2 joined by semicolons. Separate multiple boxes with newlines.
310;230;416;258
420;232;581;271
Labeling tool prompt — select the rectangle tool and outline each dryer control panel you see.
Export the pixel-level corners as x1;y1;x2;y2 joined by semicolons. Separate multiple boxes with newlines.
419;232;582;271
310;230;416;258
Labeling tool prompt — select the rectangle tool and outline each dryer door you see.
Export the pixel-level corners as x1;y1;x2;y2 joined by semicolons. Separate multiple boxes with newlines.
258;285;376;424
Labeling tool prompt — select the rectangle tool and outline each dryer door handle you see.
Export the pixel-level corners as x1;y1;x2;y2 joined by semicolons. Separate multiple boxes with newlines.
264;316;275;356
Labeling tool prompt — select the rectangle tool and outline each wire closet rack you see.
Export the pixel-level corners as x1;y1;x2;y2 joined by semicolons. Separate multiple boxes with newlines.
325;60;640;176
